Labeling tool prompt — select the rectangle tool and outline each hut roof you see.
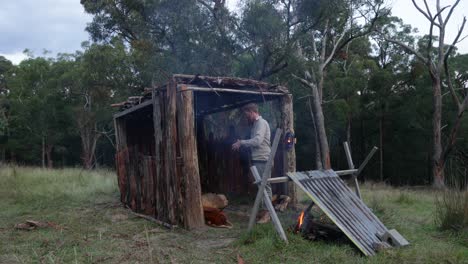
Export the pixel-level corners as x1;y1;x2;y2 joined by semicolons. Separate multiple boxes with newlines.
112;74;289;112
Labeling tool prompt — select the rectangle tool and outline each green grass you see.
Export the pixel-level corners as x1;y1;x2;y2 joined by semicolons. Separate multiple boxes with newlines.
1;166;467;263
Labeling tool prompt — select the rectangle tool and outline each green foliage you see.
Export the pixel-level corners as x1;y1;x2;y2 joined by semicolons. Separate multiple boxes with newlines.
1;0;468;186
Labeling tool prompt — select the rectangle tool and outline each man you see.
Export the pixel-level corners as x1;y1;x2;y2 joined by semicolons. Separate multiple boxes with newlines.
232;103;272;223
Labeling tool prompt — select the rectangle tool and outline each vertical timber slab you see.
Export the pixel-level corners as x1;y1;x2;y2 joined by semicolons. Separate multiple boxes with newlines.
114;117;128;204
152;89;166;222
114;117;127;150
177;86;205;229
281;94;297;205
164;79;179;225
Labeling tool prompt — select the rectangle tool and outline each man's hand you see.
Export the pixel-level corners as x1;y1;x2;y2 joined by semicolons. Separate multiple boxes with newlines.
231;140;241;151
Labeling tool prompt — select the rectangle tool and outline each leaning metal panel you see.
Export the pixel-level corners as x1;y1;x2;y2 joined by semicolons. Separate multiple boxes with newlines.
288;170;390;256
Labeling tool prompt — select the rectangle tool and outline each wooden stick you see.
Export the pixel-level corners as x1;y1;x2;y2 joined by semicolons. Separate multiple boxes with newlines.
248;129;282;232
336;169;358;176
355;146;378;178
343;142;361;199
126;206;177;230
251;166;288;243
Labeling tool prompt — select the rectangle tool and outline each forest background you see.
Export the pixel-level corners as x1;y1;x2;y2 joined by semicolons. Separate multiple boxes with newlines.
1;0;468;188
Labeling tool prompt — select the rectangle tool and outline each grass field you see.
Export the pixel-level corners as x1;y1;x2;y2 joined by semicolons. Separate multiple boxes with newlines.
0;166;467;263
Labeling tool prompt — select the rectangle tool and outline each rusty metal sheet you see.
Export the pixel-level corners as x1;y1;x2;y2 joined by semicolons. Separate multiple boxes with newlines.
288;170;393;256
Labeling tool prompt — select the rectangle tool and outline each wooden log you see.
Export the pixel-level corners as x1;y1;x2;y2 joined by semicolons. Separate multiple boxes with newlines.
164;79;179;225
172;74;289;93
152;89;165;222
281;95;297;205
176;86;205;229
114;117;129;205
181;85;286;96
111;102;126;107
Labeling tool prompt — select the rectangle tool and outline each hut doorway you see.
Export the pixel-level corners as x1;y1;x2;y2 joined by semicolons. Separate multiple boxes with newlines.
194;96;286;201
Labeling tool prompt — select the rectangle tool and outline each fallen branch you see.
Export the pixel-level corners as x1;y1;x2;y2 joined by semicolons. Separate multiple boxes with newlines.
125;206;177;230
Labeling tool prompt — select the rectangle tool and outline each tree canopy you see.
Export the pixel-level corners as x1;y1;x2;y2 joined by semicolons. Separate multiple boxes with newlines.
1;0;467;187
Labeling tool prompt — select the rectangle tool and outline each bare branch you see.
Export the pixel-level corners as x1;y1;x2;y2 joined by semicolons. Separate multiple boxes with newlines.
383;37;429;64
444;60;461;108
323;27;350;69
443;0;461;27
444;16;467;58
292;74;314;89
441;95;468;162
427;15;435;60
196;0;214;12
411;0;441;28
443;16;466;108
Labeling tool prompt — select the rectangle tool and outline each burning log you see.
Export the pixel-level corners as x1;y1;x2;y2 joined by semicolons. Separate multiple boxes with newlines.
294;203;345;241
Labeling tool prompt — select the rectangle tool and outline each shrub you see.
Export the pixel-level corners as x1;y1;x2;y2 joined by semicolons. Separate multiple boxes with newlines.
435;188;468;231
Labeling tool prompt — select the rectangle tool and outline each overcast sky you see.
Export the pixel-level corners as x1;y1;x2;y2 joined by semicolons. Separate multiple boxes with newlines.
1;0;467;65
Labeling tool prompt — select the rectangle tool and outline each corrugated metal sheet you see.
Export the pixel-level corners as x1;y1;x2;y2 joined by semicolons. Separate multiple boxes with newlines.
288;170;390;256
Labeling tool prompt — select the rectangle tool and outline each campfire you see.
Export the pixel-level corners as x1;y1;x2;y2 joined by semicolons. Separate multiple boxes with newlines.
293;204;345;241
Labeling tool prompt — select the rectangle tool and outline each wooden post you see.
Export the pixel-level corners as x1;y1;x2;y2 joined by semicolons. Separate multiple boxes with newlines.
248;129;282;231
164;80;179;225
152;89;165;222
343;142;361;199
113;117;127;151
177;86;205;229
280;95;297;205
251;166;288;243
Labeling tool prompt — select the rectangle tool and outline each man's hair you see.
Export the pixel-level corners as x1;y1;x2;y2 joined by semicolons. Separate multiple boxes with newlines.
241;103;259;113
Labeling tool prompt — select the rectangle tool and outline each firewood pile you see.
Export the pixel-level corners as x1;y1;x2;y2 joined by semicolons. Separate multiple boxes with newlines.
201;193;232;228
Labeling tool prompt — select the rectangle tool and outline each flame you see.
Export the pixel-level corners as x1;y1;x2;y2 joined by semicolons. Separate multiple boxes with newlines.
298;211;305;228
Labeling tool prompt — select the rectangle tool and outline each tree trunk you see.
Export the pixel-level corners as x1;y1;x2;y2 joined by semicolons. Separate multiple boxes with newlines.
346;113;352;148
46;144;53;168
379;110;384;182
78;112;99;170
41;136;45;168
310;83;331;169
308;98;323;170
432;78;444;188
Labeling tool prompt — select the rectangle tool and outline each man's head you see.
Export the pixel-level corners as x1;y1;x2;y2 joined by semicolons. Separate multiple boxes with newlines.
241;103;259;123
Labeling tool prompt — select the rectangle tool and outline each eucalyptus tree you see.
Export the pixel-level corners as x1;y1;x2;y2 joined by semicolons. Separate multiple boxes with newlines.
72;39;140;169
293;0;389;169
4;55;75;167
81;0;238;79
382;0;467;188
367;16;417;181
